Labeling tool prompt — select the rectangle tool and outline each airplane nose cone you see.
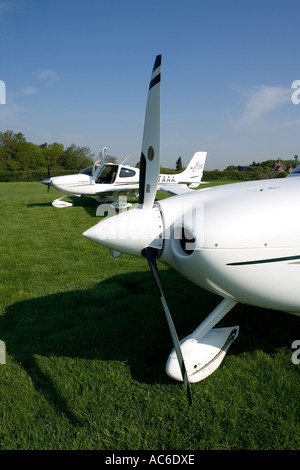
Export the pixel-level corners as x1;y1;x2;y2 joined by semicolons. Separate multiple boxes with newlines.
41;178;52;185
83;206;163;257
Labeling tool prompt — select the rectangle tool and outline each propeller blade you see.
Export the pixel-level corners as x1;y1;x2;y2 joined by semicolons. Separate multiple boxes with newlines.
142;246;192;406
47;162;51;192
139;55;161;209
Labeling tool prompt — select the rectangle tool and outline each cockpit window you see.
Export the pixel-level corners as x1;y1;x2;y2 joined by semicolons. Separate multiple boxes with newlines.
80;164;120;183
292;165;300;173
80;166;93;176
119;168;136;178
288;165;300;177
96;165;118;184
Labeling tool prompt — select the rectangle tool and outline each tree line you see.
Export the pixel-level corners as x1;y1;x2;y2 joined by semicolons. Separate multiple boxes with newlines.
0;130;99;182
0;130;187;181
0;130;95;170
0;129;298;182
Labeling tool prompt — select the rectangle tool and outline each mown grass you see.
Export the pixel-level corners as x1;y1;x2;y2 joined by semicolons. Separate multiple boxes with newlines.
0;182;299;450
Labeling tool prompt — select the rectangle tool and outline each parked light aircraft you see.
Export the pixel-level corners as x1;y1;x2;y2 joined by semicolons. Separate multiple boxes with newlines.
83;55;299;404
41;146;206;208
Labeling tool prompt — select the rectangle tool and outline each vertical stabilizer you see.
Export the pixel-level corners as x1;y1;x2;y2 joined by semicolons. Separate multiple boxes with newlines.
177;151;207;186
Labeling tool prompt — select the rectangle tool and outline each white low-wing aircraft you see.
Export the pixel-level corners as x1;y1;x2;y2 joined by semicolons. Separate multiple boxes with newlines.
41;145;206;208
83;55;299;404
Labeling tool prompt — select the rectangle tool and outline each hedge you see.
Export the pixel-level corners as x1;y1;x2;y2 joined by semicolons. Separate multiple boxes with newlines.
0;170;78;182
0;169;284;183
203;170;277;181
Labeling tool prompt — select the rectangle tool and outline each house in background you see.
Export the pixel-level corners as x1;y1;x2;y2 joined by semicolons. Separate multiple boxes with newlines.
273;159;293;174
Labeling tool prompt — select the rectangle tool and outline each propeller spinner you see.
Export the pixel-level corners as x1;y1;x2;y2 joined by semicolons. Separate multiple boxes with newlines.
41;162;52;192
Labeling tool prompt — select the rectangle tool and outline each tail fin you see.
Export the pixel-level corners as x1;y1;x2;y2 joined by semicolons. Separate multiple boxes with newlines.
176;151;207;187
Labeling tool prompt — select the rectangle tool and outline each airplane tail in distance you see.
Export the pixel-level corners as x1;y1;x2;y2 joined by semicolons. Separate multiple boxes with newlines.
176;151;207;187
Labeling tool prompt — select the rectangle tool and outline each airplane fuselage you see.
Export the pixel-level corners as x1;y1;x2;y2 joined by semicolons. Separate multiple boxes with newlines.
84;175;300;316
43;151;207;201
158;177;300;315
49;164;140;196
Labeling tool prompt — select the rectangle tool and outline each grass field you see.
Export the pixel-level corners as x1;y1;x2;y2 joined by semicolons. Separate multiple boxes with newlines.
0;181;299;450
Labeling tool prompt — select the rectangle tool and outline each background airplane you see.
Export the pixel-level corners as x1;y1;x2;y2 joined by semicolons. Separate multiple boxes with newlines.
41;146;207;208
83;55;299;405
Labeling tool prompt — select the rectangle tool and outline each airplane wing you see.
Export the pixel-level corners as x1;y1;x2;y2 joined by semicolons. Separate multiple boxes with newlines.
158;184;195;195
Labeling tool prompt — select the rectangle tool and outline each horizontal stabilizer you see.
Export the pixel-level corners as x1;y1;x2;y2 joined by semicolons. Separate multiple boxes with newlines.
158;184;194;195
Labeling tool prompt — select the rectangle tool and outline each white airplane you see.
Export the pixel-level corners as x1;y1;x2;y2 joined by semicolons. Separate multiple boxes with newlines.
82;55;299;404
41;146;206;208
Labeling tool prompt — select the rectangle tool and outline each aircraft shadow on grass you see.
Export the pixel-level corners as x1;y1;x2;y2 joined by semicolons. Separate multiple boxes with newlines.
27;195;100;218
27;193;140;219
0;269;298;424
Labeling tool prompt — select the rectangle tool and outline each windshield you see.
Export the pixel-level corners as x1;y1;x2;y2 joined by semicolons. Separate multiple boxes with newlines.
287;165;300;177
80;166;93;176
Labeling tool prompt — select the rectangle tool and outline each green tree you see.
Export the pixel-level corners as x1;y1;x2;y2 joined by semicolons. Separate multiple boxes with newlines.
18;142;46;169
0;130;26;146
0;130;27;170
104;154;117;164
42;143;65;170
58;144;94;170
225;165;237;171
176;157;183;171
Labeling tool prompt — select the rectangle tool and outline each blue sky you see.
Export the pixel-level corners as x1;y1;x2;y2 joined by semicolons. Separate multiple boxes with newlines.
0;0;299;170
